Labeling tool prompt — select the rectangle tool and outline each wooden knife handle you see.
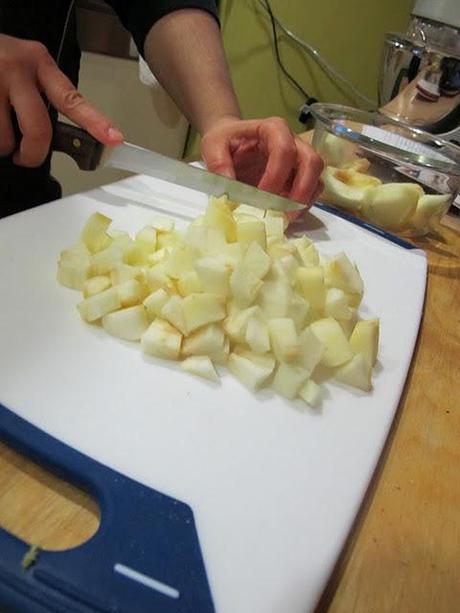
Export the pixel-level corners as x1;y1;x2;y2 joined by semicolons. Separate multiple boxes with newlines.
52;121;104;171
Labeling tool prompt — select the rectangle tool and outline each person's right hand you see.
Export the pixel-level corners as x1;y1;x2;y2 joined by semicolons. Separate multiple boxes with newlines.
0;34;124;167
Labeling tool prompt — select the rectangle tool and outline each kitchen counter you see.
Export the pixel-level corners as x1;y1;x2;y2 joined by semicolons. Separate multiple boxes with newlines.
0;173;459;612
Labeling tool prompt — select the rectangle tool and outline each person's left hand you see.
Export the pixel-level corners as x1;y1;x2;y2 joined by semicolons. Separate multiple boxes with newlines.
201;116;324;216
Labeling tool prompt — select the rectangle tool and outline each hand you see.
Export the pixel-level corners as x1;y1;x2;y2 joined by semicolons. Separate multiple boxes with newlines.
201;116;324;215
0;34;124;167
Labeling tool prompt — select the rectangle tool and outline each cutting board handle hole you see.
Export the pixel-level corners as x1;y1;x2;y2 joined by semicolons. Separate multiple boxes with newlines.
0;441;100;551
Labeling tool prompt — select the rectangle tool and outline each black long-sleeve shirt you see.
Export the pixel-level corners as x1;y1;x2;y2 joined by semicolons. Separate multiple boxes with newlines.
0;0;218;216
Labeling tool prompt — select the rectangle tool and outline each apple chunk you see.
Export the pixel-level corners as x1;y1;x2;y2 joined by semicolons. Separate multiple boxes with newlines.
227;351;275;391
77;287;121;322
182;293;226;332
181;356;220;382
310;317;353;367
141;318;182;360
349;319;380;366
335;353;372;391
272;363;309;400
268;318;299;363
102;305;149;341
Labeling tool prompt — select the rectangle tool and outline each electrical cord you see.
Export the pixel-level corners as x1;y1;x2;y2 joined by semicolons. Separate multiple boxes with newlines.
259;0;376;109
262;0;311;100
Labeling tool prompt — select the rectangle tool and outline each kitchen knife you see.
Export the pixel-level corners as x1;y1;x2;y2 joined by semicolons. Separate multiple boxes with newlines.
52;121;303;212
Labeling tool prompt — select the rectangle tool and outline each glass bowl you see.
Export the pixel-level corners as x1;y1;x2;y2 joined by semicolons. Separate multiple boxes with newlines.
310;103;460;237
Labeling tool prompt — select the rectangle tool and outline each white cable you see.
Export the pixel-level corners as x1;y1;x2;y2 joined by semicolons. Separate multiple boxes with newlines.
258;0;376;108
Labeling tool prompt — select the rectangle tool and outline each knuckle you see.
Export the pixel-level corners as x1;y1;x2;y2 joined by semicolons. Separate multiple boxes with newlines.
61;88;85;111
26;40;49;59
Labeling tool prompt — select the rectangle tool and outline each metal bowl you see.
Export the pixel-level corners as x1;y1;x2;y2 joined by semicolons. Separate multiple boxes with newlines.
310;103;460;236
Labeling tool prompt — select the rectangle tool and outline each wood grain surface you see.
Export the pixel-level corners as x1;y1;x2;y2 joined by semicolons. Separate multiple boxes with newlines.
1;201;459;611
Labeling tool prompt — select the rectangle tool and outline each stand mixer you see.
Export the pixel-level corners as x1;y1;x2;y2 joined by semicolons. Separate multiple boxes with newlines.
379;0;460;145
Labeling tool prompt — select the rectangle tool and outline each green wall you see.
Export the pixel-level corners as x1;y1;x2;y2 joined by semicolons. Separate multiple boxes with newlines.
188;0;414;154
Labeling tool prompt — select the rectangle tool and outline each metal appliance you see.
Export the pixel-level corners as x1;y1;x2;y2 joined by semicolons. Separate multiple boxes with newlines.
379;0;460;145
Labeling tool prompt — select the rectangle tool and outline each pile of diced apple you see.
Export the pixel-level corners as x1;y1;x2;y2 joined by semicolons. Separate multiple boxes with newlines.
317;134;450;232
57;195;380;407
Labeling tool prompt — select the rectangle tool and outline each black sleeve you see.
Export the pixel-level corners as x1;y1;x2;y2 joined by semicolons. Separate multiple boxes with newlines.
105;0;219;57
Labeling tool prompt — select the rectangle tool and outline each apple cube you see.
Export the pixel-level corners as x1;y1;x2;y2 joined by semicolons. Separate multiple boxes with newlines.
233;203;265;219
83;275;111;298
145;264;175;293
102;305;149;341
115;278;148;307
288;294;310;331
157;231;181;251
164;245;198;279
77;287;121;322
324;252;363;295
272;363;309;400
182;293;226;332
335;353;372;391
143;288;170;321
325;288;350;320
147;248;167;266
298;326;324;374
264;216;285;240
310;317;353;367
298;379;322;407
268;318;299;363
182;323;225;357
195;256;231;296
227;351;275;391
258;279;291;318
89;245;123;276
150;217;175;233
57;259;90;290
181;355;220;383
236;219;266;249
161;295;188;335
242;241;271;279
135;226;157;252
293;237;320;267
141;318;182;360
177;271;203;296
230;263;263;308
80;212;112;253
203;196;237;242
246;316;270;354
224;305;261;343
349;319;380;366
296;266;325;310
110;264;143;286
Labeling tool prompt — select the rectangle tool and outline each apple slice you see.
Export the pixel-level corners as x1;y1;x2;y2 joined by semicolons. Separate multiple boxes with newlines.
181;356;220;382
310;317;353;367
141;318;182;360
102;305;149;341
363;183;421;230
203;196;237;241
411;194;450;231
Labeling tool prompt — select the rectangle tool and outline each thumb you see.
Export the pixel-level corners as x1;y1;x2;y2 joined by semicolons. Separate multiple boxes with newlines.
201;135;236;179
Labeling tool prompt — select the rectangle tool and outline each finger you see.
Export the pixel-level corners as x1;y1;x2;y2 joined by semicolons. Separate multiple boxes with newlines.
257;118;297;194
0;98;15;156
201;132;236;179
37;55;123;145
288;141;324;205
9;77;52;167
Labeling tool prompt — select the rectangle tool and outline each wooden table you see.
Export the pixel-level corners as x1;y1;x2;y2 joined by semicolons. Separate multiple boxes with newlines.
1;197;459;612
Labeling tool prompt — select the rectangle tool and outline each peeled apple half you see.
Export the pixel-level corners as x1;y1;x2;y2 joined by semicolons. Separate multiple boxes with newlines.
57;194;381;409
321;166;375;211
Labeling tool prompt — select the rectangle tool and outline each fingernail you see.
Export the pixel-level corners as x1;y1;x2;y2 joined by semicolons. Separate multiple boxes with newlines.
107;127;124;142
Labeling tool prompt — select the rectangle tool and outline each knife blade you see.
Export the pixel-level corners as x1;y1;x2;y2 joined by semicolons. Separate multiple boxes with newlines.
52;121;303;212
103;142;303;212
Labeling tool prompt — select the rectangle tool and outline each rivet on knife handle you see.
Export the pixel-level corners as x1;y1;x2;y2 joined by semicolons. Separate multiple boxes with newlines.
52;121;105;171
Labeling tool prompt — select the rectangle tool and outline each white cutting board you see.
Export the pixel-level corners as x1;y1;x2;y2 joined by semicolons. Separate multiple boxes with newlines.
0;176;427;613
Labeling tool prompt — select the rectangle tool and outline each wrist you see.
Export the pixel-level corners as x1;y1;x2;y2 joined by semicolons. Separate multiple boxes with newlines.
199;112;242;136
